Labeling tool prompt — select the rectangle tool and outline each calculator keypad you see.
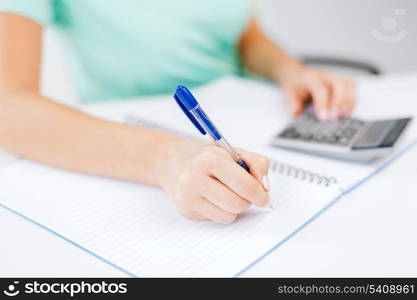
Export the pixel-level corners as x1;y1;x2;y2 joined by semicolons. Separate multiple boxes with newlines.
279;116;366;146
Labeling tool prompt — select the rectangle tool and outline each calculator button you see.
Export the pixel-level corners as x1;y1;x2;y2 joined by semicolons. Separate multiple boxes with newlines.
278;115;369;146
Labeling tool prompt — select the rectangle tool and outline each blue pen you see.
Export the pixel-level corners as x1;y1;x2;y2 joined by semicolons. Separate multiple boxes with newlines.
173;85;250;173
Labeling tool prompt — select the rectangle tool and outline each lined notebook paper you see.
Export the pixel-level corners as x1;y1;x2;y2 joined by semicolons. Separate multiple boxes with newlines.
0;157;342;277
0;148;17;169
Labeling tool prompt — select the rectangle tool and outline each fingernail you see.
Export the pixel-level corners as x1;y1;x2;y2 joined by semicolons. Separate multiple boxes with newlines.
329;109;338;120
262;175;270;191
318;110;327;121
326;111;332;121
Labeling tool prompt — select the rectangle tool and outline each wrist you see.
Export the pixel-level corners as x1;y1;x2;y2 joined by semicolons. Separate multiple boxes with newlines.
271;58;307;84
152;136;197;192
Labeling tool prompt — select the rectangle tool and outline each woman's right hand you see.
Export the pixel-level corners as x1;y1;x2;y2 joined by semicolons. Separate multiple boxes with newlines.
157;140;271;224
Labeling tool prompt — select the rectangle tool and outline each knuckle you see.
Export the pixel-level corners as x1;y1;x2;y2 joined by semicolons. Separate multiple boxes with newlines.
195;151;217;169
177;171;194;189
211;146;230;160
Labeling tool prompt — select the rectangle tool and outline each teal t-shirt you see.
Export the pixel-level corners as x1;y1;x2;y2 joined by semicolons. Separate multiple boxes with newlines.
0;0;252;101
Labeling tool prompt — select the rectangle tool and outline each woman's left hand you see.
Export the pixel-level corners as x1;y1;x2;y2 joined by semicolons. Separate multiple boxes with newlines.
280;66;356;121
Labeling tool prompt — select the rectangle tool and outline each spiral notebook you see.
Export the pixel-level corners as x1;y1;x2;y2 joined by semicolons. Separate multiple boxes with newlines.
0;115;345;277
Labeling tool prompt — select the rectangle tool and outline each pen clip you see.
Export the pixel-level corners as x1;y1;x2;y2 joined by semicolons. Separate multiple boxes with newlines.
173;94;206;135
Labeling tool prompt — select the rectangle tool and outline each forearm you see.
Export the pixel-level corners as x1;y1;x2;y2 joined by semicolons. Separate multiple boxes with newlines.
238;19;305;83
0;91;184;186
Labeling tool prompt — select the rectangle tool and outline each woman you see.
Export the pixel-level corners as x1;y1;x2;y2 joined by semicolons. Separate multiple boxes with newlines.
0;0;355;224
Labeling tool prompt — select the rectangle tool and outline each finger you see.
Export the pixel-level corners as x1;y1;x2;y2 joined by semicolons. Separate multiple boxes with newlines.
307;78;331;121
200;177;251;214
328;78;346;120
238;151;270;192
343;79;356;116
194;196;238;224
284;88;304;116
180;208;209;221
203;148;270;207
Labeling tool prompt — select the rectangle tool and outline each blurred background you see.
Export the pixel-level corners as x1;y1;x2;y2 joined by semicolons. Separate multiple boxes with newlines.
42;0;417;101
257;0;417;72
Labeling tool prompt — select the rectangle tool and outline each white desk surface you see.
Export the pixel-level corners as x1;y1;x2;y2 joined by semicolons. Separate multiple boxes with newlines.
1;74;416;277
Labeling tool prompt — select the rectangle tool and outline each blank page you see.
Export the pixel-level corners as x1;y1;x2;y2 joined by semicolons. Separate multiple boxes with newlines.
0;158;341;277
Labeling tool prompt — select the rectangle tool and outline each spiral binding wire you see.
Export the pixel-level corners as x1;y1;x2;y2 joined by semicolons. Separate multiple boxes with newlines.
125;114;338;187
270;159;338;187
125;114;195;139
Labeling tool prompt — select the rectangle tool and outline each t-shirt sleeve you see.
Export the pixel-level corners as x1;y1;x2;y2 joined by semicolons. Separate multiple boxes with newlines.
0;0;53;26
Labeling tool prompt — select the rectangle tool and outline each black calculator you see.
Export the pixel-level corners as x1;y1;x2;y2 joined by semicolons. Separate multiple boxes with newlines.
272;112;412;162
